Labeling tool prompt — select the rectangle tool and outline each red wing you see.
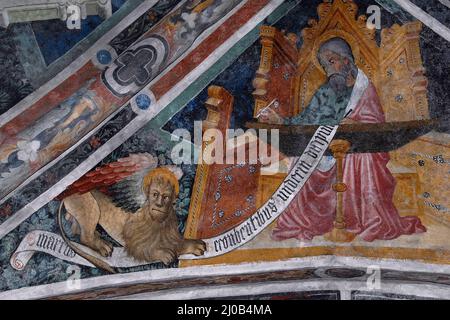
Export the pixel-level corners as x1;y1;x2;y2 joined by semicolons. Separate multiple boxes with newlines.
58;153;157;199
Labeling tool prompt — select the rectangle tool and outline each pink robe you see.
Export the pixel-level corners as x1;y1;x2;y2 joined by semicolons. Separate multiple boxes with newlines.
272;83;426;242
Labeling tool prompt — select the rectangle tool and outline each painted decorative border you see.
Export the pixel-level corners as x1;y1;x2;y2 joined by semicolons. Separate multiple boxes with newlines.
0;256;448;299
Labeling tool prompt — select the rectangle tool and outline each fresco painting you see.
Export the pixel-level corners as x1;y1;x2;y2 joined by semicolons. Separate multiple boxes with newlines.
0;0;448;300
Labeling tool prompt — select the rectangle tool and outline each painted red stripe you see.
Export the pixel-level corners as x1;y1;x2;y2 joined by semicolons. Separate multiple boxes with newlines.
2;62;101;136
151;0;271;99
2;0;271;136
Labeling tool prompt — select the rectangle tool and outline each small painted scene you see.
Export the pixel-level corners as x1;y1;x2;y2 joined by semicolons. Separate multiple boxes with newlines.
0;0;448;300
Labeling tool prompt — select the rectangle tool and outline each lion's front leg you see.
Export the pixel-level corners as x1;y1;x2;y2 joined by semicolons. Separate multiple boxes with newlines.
180;239;207;256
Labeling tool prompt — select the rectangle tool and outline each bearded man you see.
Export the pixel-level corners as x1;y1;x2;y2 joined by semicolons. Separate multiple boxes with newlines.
262;37;426;241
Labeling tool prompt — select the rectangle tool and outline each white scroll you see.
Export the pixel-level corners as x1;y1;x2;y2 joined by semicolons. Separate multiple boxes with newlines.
11;230;157;270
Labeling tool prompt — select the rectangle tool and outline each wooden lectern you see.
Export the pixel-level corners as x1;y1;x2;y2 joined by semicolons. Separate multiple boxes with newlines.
246;119;438;242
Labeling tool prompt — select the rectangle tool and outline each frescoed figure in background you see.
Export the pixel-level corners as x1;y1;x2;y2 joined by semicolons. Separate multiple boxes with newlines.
0;80;107;192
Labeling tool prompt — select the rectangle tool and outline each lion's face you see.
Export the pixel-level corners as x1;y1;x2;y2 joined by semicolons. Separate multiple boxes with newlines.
146;178;176;223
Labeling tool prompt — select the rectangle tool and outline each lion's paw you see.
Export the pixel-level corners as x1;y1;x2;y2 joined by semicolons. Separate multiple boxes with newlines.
155;249;177;266
94;238;113;257
183;239;206;256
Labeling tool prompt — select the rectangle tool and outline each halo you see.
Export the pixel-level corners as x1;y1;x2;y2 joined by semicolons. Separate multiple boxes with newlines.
143;167;182;195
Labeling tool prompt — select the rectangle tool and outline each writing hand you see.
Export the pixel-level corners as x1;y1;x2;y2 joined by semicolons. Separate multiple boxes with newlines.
258;107;283;125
